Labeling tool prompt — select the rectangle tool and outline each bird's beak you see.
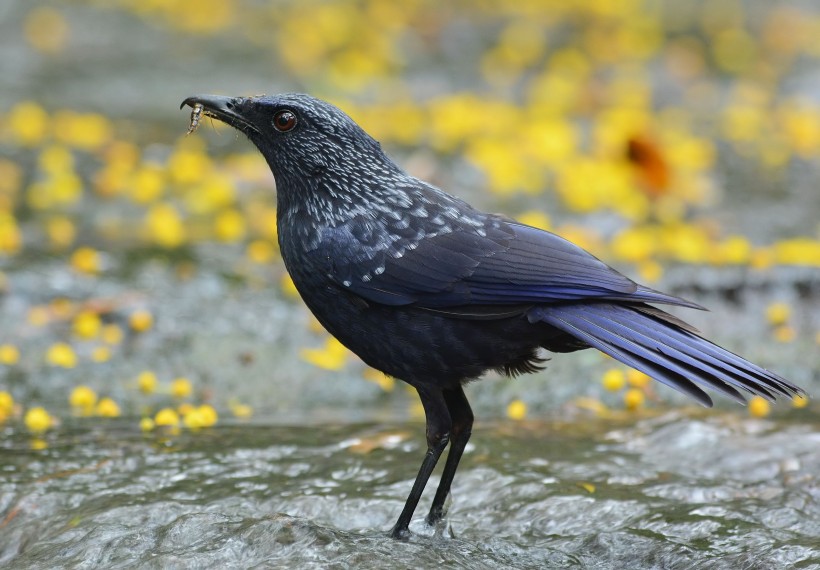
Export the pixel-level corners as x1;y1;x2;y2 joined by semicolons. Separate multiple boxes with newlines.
180;94;261;135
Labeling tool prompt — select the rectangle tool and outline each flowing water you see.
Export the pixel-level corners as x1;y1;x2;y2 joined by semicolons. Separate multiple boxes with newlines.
2;1;820;567
2;411;819;569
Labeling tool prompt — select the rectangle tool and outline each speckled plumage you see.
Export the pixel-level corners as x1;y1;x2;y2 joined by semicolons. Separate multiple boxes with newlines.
182;93;803;538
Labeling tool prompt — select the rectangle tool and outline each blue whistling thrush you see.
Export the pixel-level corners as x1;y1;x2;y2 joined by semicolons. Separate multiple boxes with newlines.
181;93;804;539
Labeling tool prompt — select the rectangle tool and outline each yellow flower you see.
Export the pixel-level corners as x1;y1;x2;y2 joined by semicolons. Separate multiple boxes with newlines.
168;144;211;186
363;368;395;392
183;409;204;429
28;172;83;209
128;166;165;204
664;132;715;172
748;396;771;418
773;325;796;343
765;302;791;327
0;214;22;254
0;158;22;196
184;175;235;214
556;158;634;213
356;101;424;146
24;406;53;433
96;397;121;418
95;141;139;198
246;203;278;241
24;7;69;54
300;337;348;371
70;247;101;274
6;101;49;147
713;235;751;265
72;311;102;339
0;344;20;365
428;94;486;152
624;389;645;410
170;377;193;399
465;136;544;195
101;324;124;345
52;111;112;151
750;247;774;270
246;240;275;264
522;118;578;167
137;371;158;394
611;227;656;263
129;310;154;333
184;404;217;429
626;369;651;389
46;342;77;368
91;346;111;362
38;144;74;174
46;216;76;250
230;402;253;419
0;391;13;413
140;417;155;432
506;399;527;420
792;394;809;409
773;238;820;266
637;260;663;283
577;482;596;494
145;203;186;248
713;28;757;75
214;209;246;242
154;407;180;427
280;274;300;299
659;223;711;263
779;102;820;158
601;369;626;391
528;69;582;114
484;20;546;77
70;385;98;410
171;0;235;33
516;210;551;231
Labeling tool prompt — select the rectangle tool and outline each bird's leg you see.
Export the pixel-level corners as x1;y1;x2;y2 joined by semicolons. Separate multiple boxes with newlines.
389;386;450;540
426;386;473;526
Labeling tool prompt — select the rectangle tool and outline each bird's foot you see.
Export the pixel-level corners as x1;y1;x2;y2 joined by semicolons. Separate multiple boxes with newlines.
388;524;411;541
425;510;444;527
426;509;455;539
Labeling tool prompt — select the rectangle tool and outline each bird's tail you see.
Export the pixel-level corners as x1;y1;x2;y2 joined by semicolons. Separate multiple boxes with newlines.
529;303;803;407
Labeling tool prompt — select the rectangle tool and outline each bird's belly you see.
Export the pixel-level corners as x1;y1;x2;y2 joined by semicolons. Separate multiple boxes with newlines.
289;276;543;387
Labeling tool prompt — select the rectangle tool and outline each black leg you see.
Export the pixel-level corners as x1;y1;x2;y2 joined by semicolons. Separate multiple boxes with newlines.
426;386;473;526
389;386;450;539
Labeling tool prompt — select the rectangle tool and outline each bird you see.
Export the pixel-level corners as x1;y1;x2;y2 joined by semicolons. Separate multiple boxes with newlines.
180;93;804;539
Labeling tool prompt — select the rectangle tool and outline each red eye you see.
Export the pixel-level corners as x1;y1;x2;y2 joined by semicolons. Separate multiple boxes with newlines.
273;110;297;132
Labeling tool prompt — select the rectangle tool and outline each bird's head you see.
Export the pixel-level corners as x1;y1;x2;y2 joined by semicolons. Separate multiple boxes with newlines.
180;93;401;195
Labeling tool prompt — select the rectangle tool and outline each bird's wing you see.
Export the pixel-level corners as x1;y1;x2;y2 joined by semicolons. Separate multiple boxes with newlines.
320;214;698;312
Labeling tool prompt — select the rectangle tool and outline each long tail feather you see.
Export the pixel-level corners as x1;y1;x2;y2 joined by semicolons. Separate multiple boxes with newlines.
531;303;803;407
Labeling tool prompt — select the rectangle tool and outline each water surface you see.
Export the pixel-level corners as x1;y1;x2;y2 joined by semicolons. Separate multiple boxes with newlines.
3;411;818;569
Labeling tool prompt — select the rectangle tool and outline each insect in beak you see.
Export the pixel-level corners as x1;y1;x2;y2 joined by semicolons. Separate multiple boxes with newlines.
186;103;204;135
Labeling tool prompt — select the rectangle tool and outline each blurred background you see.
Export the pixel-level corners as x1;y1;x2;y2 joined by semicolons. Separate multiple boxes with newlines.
2;1;820;567
0;0;819;428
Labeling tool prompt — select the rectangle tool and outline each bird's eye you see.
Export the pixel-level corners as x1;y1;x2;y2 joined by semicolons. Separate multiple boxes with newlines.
273;110;297;132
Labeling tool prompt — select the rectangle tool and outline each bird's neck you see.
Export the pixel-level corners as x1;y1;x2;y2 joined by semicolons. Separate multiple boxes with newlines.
274;166;408;251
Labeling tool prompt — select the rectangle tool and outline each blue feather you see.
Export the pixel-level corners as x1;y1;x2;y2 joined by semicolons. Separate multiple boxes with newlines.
531;303;800;405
